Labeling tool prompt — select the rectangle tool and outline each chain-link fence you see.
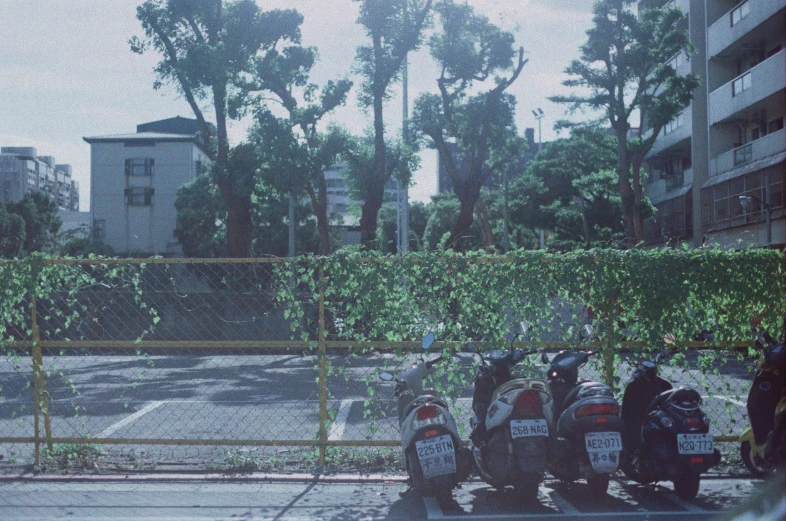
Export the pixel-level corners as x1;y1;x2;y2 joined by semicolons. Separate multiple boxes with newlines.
0;257;770;472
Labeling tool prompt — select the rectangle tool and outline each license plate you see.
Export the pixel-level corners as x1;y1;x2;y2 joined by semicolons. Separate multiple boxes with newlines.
415;435;456;479
677;433;714;455
585;431;622;452
510;419;549;438
588;450;620;473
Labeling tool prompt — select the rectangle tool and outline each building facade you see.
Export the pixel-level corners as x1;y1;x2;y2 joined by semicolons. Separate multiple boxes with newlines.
642;0;785;249
0;147;79;211
84;117;210;257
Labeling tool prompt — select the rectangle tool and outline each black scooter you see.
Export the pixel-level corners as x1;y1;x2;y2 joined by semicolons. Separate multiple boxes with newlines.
542;325;625;495
620;352;721;500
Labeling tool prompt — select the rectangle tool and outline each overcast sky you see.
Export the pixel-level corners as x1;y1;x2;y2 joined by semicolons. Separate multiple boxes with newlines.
0;0;597;210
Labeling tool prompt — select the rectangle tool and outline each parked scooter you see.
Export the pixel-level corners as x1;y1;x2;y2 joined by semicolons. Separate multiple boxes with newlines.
621;352;721;500
739;340;785;475
542;325;624;494
466;323;552;502
379;333;471;503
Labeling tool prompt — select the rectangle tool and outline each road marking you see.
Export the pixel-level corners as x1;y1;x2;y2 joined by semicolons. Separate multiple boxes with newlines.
97;400;166;438
423;496;445;519
663;492;710;513
328;399;354;440
701;395;746;408
549;491;580;515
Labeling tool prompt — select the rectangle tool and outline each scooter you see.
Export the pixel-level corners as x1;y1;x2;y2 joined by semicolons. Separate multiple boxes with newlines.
621;352;721;500
739;340;785;476
378;332;471;504
542;325;624;495
466;323;552;502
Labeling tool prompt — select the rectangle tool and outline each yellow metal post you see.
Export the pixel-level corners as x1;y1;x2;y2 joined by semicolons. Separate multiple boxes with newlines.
604;307;616;391
318;264;328;466
30;291;54;463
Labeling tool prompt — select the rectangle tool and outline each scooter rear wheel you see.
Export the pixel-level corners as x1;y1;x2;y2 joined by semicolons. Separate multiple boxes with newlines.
740;440;774;477
673;471;701;500
514;474;540;503
586;474;610;495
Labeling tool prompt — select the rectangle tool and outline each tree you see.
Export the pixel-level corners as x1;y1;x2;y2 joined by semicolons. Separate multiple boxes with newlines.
131;0;308;257
174;172;225;258
422;192;484;251
505;128;624;250
412;1;527;251
5;192;61;254
0;205;25;258
59;237;115;258
353;0;434;248
550;0;699;247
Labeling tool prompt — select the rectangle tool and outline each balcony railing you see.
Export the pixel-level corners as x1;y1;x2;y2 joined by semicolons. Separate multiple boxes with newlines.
710;127;786;177
708;0;784;58
709;49;786;125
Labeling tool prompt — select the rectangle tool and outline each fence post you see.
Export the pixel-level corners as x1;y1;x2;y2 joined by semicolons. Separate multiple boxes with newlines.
30;259;53;464
318;264;328;466
603;305;616;392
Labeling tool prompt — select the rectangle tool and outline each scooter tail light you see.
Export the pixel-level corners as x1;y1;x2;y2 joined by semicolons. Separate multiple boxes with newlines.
417;404;439;421
574;403;620;419
684;417;701;430
690;457;704;464
513;391;542;417
424;429;439;438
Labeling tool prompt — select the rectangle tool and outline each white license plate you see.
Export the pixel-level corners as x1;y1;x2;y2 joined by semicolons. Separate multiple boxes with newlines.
510;419;549;438
677;433;714;455
589;450;620;473
415;435;456;479
585;431;622;452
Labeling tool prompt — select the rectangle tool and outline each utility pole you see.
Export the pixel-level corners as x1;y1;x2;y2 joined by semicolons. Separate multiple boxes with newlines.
401;51;410;254
532;108;545;248
288;194;295;257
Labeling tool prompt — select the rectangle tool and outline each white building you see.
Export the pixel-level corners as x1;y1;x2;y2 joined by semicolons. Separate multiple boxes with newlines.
84;117;210;257
642;0;785;249
0;147;79;211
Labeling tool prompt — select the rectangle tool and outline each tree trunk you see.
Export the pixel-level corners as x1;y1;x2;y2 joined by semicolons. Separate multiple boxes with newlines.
616;132;636;249
307;178;331;256
360;191;384;248
361;32;387;250
223;192;252;258
631;159;645;244
449;188;477;251
475;196;495;251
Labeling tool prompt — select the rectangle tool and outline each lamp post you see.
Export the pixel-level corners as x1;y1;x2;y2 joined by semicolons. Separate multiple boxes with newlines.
532;108;545;248
739;175;772;247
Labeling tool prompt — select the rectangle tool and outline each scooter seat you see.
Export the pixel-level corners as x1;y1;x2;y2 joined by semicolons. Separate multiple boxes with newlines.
402;394;448;419
647;387;701;412
562;381;613;410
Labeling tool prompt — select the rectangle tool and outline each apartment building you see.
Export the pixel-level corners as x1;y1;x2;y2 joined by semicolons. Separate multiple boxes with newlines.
0;147;79;211
642;0;785;249
84;117;210;256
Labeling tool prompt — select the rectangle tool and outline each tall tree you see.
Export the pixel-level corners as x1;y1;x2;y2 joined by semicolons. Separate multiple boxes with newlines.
353;0;433;248
550;0;699;247
131;0;307;256
0;205;25;258
412;1;527;250
506;128;624;249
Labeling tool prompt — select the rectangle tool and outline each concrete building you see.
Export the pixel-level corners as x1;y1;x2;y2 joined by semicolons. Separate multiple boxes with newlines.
84;117;210;257
642;0;785;249
0;147;79;211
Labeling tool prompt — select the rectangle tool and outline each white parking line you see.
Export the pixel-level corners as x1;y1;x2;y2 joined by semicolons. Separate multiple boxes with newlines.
663;492;710;513
97;400;166;437
549;491;580;515
328;399;354;440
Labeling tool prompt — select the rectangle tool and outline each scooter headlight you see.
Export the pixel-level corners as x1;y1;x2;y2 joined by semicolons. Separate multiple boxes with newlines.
660;416;673;428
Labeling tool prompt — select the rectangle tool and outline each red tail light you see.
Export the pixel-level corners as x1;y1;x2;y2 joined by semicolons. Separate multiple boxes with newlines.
575;403;620;419
513;391;542;417
684;417;701;431
417;404;438;421
690;457;704;464
424;429;439;437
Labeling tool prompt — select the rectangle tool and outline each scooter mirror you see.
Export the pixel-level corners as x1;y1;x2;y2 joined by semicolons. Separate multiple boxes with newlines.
378;372;394;382
540;352;549;364
422;332;436;351
581;324;594;339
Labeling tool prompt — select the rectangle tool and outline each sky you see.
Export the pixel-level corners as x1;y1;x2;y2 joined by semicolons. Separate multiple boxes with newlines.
0;0;598;211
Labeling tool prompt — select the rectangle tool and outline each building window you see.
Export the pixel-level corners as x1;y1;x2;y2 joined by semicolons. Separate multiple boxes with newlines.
701;170;785;230
666;51;688;71
769;117;784;134
645;192;692;243
732;72;751;96
733;144;753;166
730;0;749;26
124;187;154;206
664;112;684;135
125;158;154;176
93;219;106;240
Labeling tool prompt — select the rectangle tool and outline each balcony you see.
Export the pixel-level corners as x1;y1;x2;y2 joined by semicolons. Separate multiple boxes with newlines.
710;128;786;177
644;167;692;203
708;0;784;59
647;108;692;158
709;49;786;125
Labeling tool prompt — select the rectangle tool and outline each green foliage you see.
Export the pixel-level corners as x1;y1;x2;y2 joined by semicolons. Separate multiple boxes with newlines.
2;192;61;255
0;204;26;258
44;443;103;470
59;237;116;258
174;173;226;258
505;128;625;250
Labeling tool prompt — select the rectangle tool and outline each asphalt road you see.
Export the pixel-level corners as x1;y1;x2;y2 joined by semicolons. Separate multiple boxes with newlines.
0;475;777;521
0;351;754;467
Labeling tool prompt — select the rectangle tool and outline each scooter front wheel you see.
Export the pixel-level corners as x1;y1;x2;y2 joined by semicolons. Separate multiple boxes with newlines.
741;440;774;477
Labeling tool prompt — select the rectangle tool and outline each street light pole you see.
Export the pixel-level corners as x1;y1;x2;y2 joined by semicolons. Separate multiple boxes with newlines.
532;108;545;248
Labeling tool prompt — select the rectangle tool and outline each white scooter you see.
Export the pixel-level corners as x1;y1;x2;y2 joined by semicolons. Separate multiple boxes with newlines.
379;333;472;504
